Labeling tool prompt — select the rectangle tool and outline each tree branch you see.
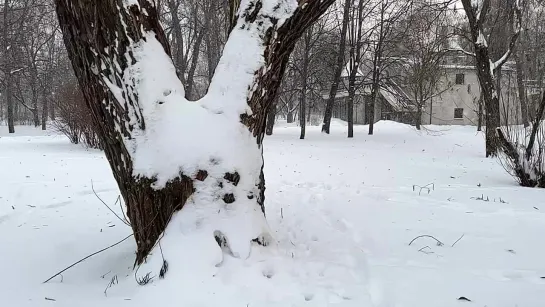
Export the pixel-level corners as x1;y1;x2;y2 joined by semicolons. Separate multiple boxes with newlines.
491;4;522;71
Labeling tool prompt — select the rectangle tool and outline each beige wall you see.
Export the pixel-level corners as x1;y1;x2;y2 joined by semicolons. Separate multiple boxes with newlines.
424;68;521;126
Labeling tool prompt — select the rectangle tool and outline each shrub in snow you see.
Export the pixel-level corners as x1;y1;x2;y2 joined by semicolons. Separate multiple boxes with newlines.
497;94;545;188
51;82;102;149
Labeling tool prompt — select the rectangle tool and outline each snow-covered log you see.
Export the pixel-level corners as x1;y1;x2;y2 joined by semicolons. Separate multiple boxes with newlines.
54;0;334;266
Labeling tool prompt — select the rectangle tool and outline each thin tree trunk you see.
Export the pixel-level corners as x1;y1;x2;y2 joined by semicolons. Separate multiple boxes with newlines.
515;50;529;127
3;0;15;133
299;28;312;140
6;78;14;133
168;0;186;84
347;81;354;138
265;102;276;136
321;0;350;134
287;99;294;123
368;2;386;135
415;100;422;130
477;93;483;131
475;46;502;157
185;1;211;100
299;93;306;139
55;0;333;266
368;47;381;135
31;69;40;127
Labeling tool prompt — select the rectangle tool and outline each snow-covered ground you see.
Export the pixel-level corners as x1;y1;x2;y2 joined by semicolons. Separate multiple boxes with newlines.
1;121;544;306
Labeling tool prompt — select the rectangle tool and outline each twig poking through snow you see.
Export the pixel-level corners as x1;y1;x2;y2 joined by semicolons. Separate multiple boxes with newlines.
91;180;130;227
43;234;133;283
418;246;434;254
409;235;444;246
451;234;465;247
116;195;130;224
412;183;435;195
104;275;118;296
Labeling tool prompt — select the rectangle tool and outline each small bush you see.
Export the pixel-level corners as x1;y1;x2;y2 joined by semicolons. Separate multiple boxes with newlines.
497;94;545;188
51;82;102;149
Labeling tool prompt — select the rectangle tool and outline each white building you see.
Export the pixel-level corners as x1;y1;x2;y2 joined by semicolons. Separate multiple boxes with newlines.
327;56;526;127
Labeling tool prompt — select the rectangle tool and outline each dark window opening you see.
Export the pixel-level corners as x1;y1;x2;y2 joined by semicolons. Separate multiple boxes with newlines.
454;108;464;119
455;73;465;85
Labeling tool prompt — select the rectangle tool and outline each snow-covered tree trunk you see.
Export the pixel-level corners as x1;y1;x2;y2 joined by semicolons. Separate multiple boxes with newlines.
54;0;334;266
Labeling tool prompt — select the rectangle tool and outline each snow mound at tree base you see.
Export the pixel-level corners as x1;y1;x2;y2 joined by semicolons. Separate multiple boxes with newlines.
121;204;374;307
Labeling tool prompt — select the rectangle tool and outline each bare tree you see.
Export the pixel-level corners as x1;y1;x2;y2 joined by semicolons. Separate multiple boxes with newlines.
54;0;334;268
461;0;522;157
321;0;351;134
394;2;452;130
367;0;412;135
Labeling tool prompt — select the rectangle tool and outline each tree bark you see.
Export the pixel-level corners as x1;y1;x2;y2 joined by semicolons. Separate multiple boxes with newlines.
3;0;15;133
299;27;312;140
477;93;483;131
368;44;381;135
265;102;276;136
415;99;422;130
368;1;386;135
321;0;350;134
475;45;501;157
287;99;294;123
55;0;334;266
347;81;354;138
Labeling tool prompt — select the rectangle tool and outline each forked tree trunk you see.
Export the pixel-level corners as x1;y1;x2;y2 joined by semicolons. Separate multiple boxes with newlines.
321;0;350;134
55;0;333;266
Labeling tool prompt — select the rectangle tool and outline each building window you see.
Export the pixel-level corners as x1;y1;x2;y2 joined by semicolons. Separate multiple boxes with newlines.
454;108;464;119
455;73;465;85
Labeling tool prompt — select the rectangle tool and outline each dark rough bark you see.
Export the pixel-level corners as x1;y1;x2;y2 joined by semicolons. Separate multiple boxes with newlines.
368;3;385;135
265;102;276;136
299;28;311;140
299;94;306;139
41;99;48;130
475;45;502;157
321;0;350;134
287;101;294;123
477;93;484;131
55;0;334;266
526;92;545;158
6;81;14;133
415;100;422;130
346;0;365;138
3;0;15;133
368;52;381;135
